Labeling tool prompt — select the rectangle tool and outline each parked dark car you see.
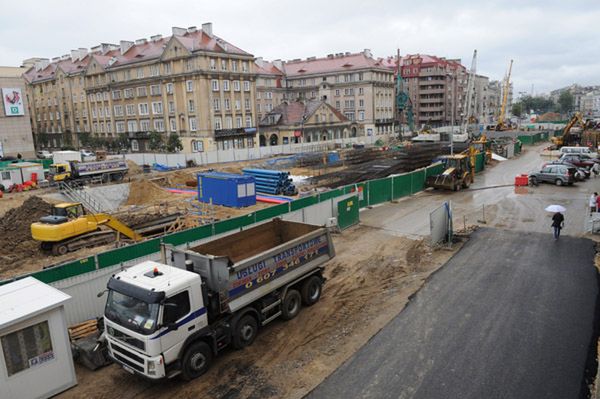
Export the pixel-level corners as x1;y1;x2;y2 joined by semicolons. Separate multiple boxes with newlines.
559;154;599;169
543;160;589;180
529;164;577;186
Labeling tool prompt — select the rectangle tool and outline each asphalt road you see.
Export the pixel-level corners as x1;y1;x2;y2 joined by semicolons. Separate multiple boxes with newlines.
307;228;599;399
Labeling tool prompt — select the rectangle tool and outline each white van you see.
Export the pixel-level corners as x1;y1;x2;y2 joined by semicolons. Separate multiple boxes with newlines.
559;146;598;158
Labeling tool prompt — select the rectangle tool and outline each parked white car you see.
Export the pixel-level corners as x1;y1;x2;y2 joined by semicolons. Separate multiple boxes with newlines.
36;150;53;159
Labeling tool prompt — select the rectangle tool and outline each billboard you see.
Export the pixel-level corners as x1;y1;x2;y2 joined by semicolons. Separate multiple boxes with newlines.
2;88;24;116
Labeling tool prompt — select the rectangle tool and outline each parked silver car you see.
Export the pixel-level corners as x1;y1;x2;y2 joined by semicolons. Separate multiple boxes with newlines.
529;164;577;186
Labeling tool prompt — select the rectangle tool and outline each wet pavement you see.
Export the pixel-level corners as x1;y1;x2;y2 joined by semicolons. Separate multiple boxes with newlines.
307;228;598;399
361;143;600;237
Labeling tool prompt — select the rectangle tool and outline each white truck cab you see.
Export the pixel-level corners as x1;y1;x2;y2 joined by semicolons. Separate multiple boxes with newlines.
104;261;207;379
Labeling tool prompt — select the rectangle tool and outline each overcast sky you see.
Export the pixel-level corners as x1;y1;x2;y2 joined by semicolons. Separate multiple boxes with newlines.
2;0;598;96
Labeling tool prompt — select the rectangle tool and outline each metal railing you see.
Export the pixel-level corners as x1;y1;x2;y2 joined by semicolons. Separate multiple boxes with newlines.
59;181;104;213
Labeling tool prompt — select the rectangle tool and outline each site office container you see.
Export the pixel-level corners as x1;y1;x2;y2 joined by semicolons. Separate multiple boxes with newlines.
197;172;256;207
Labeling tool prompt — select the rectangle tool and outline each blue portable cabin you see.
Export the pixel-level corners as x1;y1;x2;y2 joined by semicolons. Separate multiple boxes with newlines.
197;172;256;207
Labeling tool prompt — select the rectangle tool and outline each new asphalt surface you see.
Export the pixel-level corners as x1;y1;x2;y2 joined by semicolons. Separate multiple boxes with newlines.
307;228;599;399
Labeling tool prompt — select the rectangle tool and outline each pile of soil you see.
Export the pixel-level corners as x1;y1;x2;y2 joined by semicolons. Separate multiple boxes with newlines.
537;112;561;122
0;196;51;272
126;160;143;175
125;180;172;205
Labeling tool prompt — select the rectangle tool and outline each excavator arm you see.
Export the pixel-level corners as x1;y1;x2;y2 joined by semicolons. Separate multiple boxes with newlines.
85;214;143;241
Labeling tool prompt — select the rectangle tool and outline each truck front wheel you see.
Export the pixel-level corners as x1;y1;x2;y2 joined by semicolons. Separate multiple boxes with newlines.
232;314;258;349
301;276;322;306
181;341;212;381
281;289;302;320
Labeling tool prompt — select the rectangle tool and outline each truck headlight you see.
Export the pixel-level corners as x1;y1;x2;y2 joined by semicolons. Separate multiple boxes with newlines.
148;360;156;375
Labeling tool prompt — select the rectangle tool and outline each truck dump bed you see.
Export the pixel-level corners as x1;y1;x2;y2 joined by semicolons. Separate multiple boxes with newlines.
166;219;334;313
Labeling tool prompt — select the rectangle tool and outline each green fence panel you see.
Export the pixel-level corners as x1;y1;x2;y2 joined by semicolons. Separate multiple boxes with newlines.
410;169;426;194
368;177;392;205
255;203;290;222
97;238;161;268
475;153;485;173
214;214;255;235
290;196;318;211
343;183;368;207
426;163;445;177
337;196;359;230
392;174;412;199
162;224;213;246
29;256;96;284
319;189;344;202
518;135;533;145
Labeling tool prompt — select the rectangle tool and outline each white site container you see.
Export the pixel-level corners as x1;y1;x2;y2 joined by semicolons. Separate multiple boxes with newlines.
0;277;76;399
52;150;81;164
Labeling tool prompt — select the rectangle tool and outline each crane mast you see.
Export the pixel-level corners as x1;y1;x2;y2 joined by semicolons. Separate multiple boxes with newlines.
497;59;513;129
461;49;477;137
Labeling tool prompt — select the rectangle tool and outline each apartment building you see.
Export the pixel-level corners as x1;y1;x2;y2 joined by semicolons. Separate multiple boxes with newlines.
0;66;35;157
281;50;395;137
398;54;468;129
254;58;285;123
24;23;258;153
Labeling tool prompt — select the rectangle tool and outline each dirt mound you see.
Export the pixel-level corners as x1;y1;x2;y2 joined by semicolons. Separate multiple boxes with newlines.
537;112;561;122
126;160;143;175
0;196;51;272
166;170;195;186
126;180;172;205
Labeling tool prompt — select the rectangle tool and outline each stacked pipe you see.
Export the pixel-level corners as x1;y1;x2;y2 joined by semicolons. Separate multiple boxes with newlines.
243;168;297;196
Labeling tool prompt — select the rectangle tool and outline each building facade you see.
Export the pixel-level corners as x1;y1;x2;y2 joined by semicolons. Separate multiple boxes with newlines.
281;50;395;137
0;66;35;158
24;23;258;153
254;58;285;123
259;100;355;146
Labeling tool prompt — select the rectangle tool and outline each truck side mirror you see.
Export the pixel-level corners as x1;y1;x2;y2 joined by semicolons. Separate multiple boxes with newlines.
166;322;178;331
97;290;107;298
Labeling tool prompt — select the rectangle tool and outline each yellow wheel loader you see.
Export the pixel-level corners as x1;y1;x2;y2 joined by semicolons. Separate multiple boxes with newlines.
31;202;142;256
426;154;474;191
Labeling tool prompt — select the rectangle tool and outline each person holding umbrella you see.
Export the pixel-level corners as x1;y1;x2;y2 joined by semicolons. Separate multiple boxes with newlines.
546;205;566;239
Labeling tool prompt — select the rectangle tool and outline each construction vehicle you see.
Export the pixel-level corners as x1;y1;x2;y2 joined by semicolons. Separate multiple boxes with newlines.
426;151;475;191
100;219;335;380
550;112;585;148
31;202;142;255
49;159;128;183
496;60;514;131
395;50;415;136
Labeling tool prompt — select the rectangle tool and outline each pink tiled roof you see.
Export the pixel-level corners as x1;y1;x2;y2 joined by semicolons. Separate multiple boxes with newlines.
283;53;388;76
255;60;283;76
263;100;348;126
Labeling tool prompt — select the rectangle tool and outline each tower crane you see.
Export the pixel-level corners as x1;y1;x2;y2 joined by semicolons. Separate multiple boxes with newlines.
496;59;513;131
461;49;477;137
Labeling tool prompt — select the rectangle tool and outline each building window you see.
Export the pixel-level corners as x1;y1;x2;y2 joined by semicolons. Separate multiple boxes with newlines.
223;80;230;91
236;116;242;128
214;117;222;130
189;117;197;131
123;88;133;99
188;99;195;113
235;100;241;110
127;120;138;132
163;62;172;74
211;80;219;91
266;92;272;99
105;106;111;117
358;111;365;121
106;122;112;133
152;101;163;115
103;92;109;101
126;104;136;116
233;80;240;92
150;85;161;96
243;81;250;92
168;101;175;114
359;99;364;107
154;118;165;132
225;116;233;129
210;58;216;70
186;80;194;92
138;103;149;115
150;65;160;77
359;87;364;95
91;108;97;118
244;98;250;110
185;59;194;71
224;98;231;110
213;98;220;111
245;116;252;127
242;61;249;72
140;119;150;131
137;86;147;97
221;59;228;71
192;140;204;152
344;112;355;121
1;321;53;377
136;67;144;79
170;118;176;132
232;60;238;72
114;105;124;116
131;139;139;151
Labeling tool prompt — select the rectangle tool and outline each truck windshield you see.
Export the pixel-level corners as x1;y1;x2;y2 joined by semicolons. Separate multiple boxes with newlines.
105;290;160;335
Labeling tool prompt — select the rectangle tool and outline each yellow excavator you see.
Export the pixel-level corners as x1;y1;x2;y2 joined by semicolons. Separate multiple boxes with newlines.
550;112;585;148
426;148;476;191
31;202;142;256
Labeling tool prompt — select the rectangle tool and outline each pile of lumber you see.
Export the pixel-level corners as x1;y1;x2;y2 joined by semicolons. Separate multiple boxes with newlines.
68;319;98;341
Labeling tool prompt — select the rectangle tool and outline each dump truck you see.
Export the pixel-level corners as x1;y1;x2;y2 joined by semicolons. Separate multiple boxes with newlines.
49;159;128;183
101;219;335;380
426;154;474;191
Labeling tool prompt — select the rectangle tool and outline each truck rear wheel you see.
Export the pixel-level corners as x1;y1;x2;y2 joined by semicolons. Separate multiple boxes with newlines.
232;314;258;349
301;276;322;306
52;243;68;256
181;341;212;381
281;289;301;320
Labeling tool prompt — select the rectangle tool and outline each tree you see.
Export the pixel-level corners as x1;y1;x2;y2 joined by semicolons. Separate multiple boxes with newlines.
166;133;183;153
512;103;523;118
148;131;164;152
558;91;574;115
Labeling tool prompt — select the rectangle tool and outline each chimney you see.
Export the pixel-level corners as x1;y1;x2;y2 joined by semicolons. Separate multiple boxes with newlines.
202;22;213;37
120;40;134;54
272;59;283;70
100;43;116;54
345;52;351;56
22;58;42;68
51;57;60;63
307;56;316;61
150;34;162;42
255;57;264;68
135;38;147;45
77;48;88;61
172;26;187;36
35;58;50;72
187;26;197;33
61;54;70;61
363;48;372;58
327;54;334;59
70;49;79;62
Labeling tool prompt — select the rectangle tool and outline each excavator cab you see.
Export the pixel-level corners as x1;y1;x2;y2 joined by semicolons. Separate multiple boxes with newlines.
52;203;85;219
426;154;473;191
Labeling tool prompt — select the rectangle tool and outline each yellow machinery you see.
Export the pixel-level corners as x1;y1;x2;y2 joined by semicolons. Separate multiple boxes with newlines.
551;112;585;148
496;60;514;131
31;202;142;255
426;153;474;191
